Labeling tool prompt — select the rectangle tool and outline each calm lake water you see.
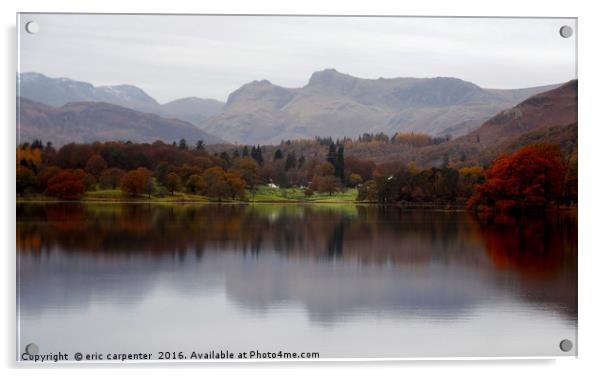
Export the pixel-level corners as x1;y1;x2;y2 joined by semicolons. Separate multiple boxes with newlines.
17;203;577;359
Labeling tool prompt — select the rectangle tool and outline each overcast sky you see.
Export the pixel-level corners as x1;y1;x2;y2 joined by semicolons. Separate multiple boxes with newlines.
18;14;576;103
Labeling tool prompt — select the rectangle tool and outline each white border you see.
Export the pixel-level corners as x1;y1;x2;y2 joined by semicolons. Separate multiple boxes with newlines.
3;0;601;376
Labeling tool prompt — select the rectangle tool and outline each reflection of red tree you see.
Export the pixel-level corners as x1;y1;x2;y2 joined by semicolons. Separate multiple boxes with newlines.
46;204;87;233
16;230;41;252
474;213;577;278
118;206;154;234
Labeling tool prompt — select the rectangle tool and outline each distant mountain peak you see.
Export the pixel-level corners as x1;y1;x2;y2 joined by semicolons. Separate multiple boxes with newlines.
233;79;276;91
307;68;356;88
96;84;159;106
226;79;293;108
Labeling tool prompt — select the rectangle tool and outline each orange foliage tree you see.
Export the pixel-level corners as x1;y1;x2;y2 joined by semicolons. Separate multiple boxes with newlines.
120;168;153;197
391;132;432;147
201;167;246;200
468;144;566;211
231;157;260;191
17;147;43;172
225;172;246;199
201;167;230;201
165;172;182;195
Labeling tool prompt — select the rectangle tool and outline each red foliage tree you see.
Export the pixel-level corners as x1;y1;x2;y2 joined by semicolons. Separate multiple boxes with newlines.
36;166;60;192
45;169;87;200
55;143;94;169
469;144;566;211
99;168;125;189
85;154;108;177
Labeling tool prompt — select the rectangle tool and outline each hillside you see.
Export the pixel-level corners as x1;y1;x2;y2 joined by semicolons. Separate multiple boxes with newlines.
416;80;578;166
199;69;560;144
17;97;225;146
161;97;225;124
470;80;577;147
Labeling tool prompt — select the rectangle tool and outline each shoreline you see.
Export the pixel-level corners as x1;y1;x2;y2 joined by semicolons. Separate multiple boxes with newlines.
16;197;577;212
16;197;368;205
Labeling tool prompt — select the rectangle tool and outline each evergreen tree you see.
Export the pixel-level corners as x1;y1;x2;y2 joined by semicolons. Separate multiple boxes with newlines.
326;143;337;167
178;139;188;150
273;149;284;160
31;139;44;149
251;146;264;165
256;146;264;165
220;151;231;165
284;152;297;171
195;140;205;151
336;144;345;183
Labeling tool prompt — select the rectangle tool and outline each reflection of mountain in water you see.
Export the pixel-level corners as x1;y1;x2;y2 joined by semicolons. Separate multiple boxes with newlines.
17;203;577;323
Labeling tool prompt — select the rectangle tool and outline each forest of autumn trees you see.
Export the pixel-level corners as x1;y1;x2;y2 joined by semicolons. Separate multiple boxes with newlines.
357;143;577;209
16;137;577;210
16;139;357;201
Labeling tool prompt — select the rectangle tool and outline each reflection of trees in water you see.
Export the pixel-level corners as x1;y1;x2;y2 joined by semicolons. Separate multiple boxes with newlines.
17;203;576;277
469;211;577;317
327;220;345;259
18;204;468;263
470;212;577;278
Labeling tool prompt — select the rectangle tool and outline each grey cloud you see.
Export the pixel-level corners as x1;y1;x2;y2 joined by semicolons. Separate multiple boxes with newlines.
18;14;576;103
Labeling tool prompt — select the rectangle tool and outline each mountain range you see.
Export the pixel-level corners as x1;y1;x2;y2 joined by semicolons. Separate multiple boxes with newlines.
199;69;560;144
17;70;566;148
18;72;225;125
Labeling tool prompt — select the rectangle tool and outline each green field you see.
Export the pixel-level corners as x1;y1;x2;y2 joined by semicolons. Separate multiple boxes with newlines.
83;189;212;202
248;186;358;203
18;186;359;204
